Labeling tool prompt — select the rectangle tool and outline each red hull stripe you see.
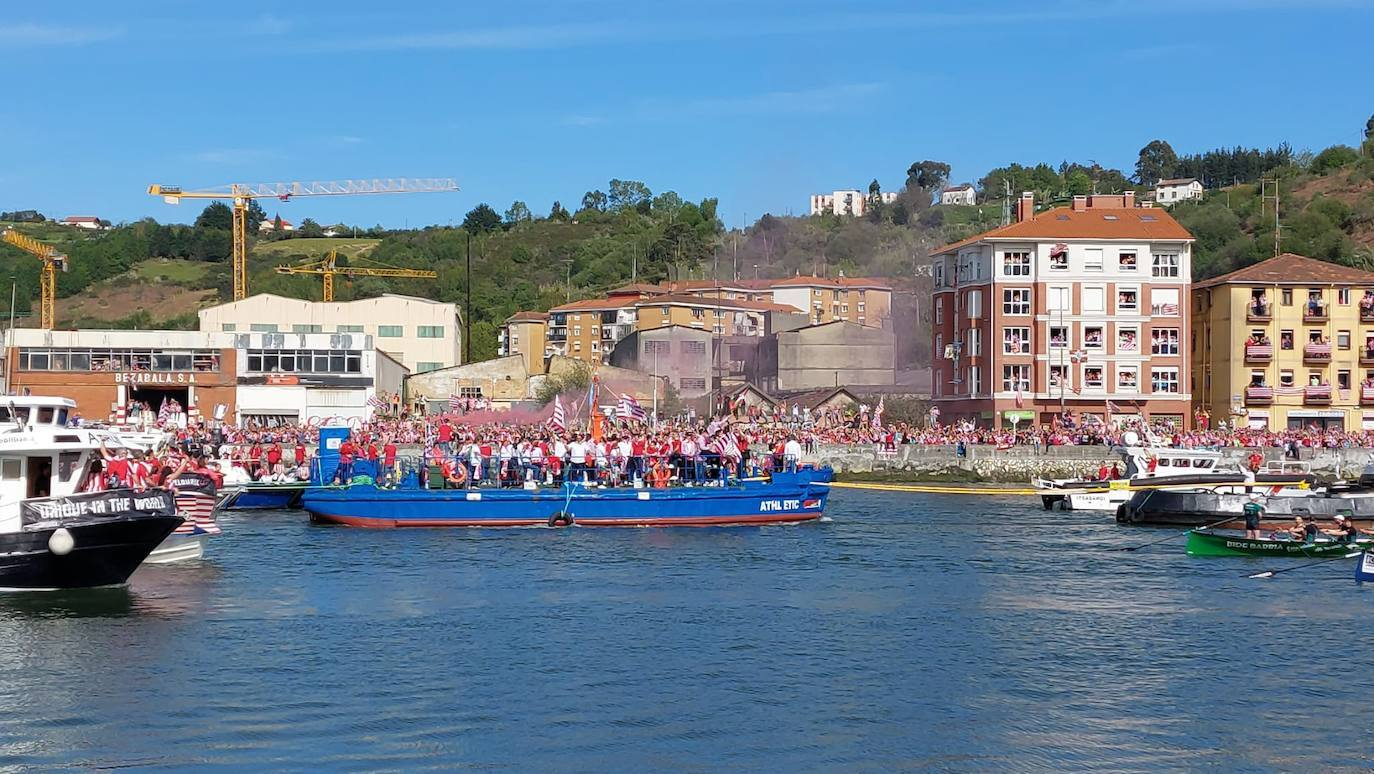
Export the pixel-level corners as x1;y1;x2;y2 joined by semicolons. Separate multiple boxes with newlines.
313;513;824;529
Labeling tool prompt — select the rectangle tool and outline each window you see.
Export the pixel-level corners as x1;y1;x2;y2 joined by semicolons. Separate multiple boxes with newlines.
1003;327;1030;354
1117;326;1139;353
1149;288;1179;316
1049;246;1068;270
1151;328;1180;355
1082;286;1105;313
1339;330;1351;350
681;340;707;355
1250;370;1267;386
1280;329;1294;350
1280;369;1294;387
1049;364;1068;389
1003;251;1030;276
1118;252;1137;270
967;290;982;318
1084;325;1104;349
245;348;360;374
416;361;443;373
680;377;707;390
1338;370;1351;390
1117;365;1139;390
338;325;364;333
935;334;943;358
1339;287;1351;305
1151;253;1180;277
1117;289;1139;312
934;299;943;324
1282;288;1293;306
459;386;484;398
1151;367;1180;393
660;305;671;316
933;263;944;287
591;341;600;352
378;325;403;337
573;341;581;352
1047;286;1071;313
1002;364;1030;391
1084;248;1103;271
417;325;445;338
1049;326;1068;348
1003;288;1031;315
573;326;582;336
691;308;705;320
644;340;670;354
222;323;236;332
968;328;981;356
250;323;278;332
292;324;322;333
1084;365;1104;389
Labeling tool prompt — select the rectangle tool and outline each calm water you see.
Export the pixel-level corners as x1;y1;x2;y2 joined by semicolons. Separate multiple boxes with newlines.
0;491;1370;771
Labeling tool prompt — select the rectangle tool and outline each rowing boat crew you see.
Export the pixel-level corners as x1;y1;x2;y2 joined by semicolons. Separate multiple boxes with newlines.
1247;494;1371;543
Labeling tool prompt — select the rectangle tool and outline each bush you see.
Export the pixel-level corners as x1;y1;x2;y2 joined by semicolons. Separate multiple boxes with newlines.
1311;144;1361;174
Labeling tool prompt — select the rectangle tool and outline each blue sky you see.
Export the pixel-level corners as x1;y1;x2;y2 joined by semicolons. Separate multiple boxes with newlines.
2;0;1372;229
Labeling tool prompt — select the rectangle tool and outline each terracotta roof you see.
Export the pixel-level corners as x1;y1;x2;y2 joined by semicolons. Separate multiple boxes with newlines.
665;278;774;292
941;184;975;193
635;293;802;314
505;310;548;323
768;275;892;290
1194;253;1374;289
548;297;633;313
932;205;1193;255
1156;177;1200;187
607;283;668;296
63;216;100;223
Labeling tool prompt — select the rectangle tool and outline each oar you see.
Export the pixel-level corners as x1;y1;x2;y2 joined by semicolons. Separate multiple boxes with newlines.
1247;549;1367;579
1116;516;1237;552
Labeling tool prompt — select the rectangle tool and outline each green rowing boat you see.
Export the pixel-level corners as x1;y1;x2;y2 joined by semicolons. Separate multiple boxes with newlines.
1186;529;1372;558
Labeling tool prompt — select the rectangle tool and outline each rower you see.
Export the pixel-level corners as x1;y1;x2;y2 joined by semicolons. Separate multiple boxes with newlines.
1274;515;1317;543
1321;512;1362;544
1242;493;1265;540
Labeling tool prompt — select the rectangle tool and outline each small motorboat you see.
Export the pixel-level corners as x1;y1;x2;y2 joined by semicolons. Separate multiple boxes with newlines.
1186;528;1372;558
0;396;184;590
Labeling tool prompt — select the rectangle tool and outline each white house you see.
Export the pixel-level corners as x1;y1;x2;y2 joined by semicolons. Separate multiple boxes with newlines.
1154;178;1204;205
259;216;295;232
62;216;103;230
809;190;898;217
939;184;977;206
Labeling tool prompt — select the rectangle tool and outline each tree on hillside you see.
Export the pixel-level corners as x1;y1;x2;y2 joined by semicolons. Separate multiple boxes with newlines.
245;200;267;232
580;190;608;212
298;218;324;238
607;179;652;212
548;201;571;222
195;202;233;230
1366;113;1374;140
462;203;502;234
505;200;533;225
906;160;950;191
1310;144;1360;174
652;191;683;214
866;179;886;223
1135;140;1178;184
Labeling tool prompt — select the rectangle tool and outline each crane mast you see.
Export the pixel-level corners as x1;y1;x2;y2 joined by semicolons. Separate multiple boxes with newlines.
1;229;68;329
275;250;438;302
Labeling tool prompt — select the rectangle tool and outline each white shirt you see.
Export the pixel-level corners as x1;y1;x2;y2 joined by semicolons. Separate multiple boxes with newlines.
568;441;587;464
784;439;803;459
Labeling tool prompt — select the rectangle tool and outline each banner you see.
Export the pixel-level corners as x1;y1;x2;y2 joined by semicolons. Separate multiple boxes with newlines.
21;488;177;524
165;471;218;496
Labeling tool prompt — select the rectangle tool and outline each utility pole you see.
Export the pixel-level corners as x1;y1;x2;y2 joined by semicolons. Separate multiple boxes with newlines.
563;259;573;302
464;232;472;364
1261;178;1281;257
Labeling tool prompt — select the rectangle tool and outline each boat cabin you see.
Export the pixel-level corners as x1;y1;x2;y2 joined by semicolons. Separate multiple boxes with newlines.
1122;448;1229;479
0;396;126;533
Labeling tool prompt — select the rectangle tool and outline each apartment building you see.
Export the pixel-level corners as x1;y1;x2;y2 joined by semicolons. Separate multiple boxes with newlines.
770;275;892;326
1192;253;1374;431
809;190;898;217
633;294;805;337
497;311;548;374
930;192;1195;428
545;297;638;366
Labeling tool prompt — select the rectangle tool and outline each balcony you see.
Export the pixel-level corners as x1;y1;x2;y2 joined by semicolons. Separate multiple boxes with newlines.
1244;343;1273;363
1303;303;1329;322
1362;348;1374;366
1362;386;1374;406
1246;302;1272;322
1361;306;1374;322
1303;342;1332;362
1304;385;1332;404
1245;385;1274;405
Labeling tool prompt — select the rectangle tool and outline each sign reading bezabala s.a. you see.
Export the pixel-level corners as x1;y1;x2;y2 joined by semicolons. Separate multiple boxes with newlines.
113;372;198;385
21;488;177;523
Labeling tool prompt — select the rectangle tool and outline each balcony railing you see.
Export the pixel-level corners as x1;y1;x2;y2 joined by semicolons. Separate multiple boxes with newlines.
1245;385;1274;404
1362;386;1374;405
1246;302;1272;322
1304;385;1332;404
1361;306;1374;322
1362;349;1374;365
1303;342;1332;362
1245;343;1273;362
1304;304;1329;322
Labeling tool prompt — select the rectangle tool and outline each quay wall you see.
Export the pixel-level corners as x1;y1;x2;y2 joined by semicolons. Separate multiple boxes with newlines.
808;444;1374;481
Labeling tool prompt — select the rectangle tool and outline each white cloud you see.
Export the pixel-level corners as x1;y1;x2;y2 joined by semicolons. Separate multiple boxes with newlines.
185;148;279;165
0;23;124;47
251;14;292;36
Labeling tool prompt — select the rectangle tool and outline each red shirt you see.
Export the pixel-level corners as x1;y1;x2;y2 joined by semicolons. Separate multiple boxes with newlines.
106;458;130;485
383;443;397;465
438;425;454;442
366;444;379;461
339;441;357;463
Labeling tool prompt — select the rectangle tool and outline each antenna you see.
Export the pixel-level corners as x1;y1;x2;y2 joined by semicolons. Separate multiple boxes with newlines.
1260;178;1280;257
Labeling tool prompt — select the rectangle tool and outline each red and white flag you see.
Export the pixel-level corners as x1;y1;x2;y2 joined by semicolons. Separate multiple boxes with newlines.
549;395;566;432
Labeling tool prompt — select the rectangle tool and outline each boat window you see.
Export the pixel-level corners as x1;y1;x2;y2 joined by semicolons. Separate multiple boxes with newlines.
1;460;19;479
37;407;54;424
1196;459;1213;469
58;452;83;482
56;408;68;426
0;407;10;422
1176;459;1191;468
12;407;29;425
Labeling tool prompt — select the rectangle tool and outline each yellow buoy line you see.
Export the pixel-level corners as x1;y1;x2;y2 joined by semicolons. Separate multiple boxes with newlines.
828;479;1308;496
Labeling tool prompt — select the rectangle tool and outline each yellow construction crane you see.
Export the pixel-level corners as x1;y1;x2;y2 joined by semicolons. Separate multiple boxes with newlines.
275;250;438;302
1;229;68;329
147;178;459;301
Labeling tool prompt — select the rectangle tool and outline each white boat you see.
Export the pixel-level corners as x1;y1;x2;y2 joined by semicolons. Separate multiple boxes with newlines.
0;396;183;590
106;430;221;563
1033;447;1314;511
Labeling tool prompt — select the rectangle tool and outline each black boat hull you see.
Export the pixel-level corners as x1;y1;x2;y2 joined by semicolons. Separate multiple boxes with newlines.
1117;489;1374;528
0;516;183;590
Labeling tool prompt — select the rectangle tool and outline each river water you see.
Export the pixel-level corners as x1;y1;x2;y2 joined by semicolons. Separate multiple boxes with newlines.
0;491;1369;771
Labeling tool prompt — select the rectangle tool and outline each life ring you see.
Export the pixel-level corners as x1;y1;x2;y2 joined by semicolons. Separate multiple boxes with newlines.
547;511;574;527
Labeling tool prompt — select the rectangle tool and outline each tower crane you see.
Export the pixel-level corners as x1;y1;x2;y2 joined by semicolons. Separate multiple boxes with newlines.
1;229;68;329
275;250;438;302
148;178;459;301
